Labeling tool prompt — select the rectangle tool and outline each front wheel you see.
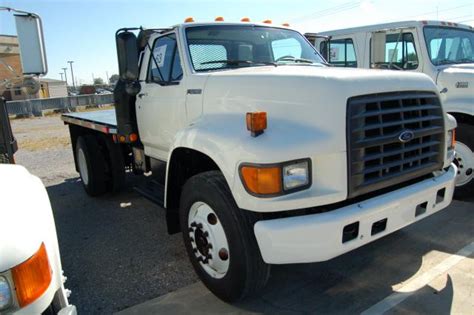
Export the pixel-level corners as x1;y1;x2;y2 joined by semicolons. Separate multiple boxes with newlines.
179;171;270;302
453;123;474;199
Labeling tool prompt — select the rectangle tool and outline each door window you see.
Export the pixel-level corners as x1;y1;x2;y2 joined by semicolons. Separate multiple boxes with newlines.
148;34;183;83
320;38;357;67
370;32;419;69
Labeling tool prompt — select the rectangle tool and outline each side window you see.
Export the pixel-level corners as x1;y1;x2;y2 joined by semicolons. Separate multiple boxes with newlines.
189;44;227;71
148;34;183;83
320;39;357;67
272;38;302;60
371;32;418;69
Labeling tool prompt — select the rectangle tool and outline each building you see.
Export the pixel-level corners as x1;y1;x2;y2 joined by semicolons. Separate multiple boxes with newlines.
1;35;68;100
38;78;68;98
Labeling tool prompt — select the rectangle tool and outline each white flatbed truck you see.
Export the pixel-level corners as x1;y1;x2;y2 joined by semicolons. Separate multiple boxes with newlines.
62;20;457;302
306;20;473;197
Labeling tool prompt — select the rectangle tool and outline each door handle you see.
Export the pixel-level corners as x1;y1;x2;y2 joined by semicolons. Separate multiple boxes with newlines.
138;92;148;99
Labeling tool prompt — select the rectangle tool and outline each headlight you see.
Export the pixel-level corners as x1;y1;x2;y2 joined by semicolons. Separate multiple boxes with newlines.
240;159;311;196
283;161;310;190
0;276;12;311
447;129;456;150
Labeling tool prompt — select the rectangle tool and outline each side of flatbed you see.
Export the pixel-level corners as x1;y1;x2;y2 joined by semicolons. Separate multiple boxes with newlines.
61;109;118;135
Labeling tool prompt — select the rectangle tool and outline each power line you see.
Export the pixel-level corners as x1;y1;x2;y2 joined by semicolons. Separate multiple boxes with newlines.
289;1;362;22
405;3;473;20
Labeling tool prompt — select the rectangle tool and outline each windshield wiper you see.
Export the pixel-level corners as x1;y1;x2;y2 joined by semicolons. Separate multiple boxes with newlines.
276;57;316;64
435;59;455;65
201;60;277;67
455;58;474;64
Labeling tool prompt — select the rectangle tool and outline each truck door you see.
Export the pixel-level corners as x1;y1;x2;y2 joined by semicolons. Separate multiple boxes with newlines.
136;33;186;161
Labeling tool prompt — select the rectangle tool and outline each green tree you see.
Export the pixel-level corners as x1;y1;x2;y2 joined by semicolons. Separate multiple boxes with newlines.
93;77;104;85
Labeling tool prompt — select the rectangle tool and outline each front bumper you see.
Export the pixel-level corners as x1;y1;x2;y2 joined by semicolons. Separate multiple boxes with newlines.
254;164;457;264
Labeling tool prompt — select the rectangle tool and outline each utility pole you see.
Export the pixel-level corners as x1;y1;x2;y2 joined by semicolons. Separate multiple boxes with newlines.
92;73;95;84
106;71;109;84
68;61;76;91
59;72;64;81
62;67;68;86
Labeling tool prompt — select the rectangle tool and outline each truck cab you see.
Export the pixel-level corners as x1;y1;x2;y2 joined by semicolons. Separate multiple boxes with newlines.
63;20;457;302
308;21;474;195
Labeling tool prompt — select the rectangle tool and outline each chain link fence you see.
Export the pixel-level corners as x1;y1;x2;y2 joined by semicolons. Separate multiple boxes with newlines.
6;94;114;117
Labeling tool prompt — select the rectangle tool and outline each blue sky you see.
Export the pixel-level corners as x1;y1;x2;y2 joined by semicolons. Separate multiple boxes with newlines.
1;0;473;84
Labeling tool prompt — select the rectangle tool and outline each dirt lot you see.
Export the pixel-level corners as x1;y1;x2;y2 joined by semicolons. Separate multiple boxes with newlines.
10;114;474;314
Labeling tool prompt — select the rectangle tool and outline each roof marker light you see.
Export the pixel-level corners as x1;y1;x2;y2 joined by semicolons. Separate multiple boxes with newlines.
263;19;272;24
184;17;195;23
215;16;224;22
241;17;251;22
282;22;290;27
421;20;428;25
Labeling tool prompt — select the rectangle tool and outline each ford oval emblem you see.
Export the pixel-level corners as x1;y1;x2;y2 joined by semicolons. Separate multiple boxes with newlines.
399;130;415;143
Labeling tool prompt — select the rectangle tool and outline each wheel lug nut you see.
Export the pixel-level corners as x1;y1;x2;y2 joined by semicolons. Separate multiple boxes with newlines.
219;248;229;261
190;222;197;227
207;244;213;249
197;223;203;229
203;231;209;237
207;254;212;259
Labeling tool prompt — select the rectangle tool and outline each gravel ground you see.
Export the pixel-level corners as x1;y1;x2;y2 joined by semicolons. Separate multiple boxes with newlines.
11;114;197;314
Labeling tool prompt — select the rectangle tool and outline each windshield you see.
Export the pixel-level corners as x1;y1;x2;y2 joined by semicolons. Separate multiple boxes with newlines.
423;26;474;65
185;25;325;72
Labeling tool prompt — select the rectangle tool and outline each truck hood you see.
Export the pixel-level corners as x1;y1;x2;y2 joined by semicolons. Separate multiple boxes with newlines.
436;64;474;112
0;165;55;271
201;65;439;157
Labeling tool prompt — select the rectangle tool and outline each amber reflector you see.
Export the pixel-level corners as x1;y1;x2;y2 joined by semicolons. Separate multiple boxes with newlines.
215;16;224;21
129;133;138;142
241;17;251;22
12;243;52;307
452;129;456;148
184;17;195;23
263;19;272;24
241;166;282;195
282;23;290;27
246;112;267;136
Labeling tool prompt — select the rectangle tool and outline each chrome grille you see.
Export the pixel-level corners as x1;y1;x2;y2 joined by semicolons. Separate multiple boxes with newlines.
347;91;444;198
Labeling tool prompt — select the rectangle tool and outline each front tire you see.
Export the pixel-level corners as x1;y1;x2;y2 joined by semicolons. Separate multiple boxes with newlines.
453;123;474;199
179;171;270;302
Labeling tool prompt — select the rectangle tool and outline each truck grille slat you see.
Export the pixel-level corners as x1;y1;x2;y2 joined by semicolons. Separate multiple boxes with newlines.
351;104;440;119
347;91;444;198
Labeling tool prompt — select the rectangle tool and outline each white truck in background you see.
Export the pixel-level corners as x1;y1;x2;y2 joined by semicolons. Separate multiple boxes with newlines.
62;19;457;302
0;8;75;314
306;20;474;197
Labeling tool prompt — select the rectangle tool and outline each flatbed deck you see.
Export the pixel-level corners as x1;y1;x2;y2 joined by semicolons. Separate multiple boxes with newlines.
62;109;118;134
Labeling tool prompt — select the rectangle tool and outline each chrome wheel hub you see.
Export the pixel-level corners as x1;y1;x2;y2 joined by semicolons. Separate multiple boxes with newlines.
188;201;230;279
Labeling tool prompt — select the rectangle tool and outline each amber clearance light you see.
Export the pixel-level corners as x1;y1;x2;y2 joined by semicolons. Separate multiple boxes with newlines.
12;243;52;307
246;112;267;137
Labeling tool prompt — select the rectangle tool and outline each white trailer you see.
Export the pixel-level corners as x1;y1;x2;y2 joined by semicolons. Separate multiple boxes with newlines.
306;20;473;196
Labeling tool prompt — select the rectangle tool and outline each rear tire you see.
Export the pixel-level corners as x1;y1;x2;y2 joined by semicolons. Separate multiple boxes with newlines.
179;171;270;302
453;123;474;199
76;135;107;196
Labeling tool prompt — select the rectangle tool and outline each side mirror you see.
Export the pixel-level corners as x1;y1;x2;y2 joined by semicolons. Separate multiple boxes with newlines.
14;14;48;75
371;31;386;66
116;31;139;81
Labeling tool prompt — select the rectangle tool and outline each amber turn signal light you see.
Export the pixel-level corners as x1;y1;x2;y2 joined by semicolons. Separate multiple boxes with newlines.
12;243;52;307
246;112;267;137
241;165;282;195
